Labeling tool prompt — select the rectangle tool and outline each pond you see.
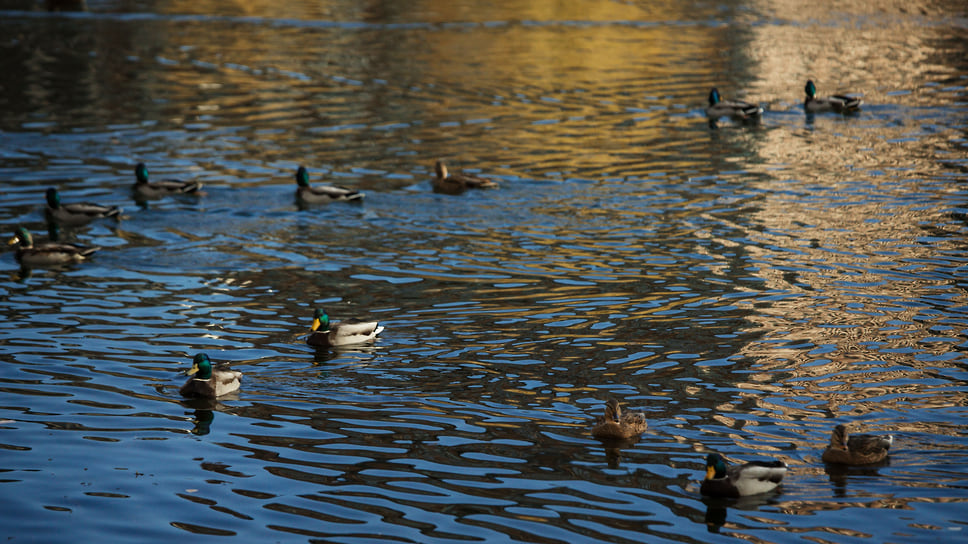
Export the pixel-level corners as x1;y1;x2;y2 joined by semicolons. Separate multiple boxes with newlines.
1;0;967;542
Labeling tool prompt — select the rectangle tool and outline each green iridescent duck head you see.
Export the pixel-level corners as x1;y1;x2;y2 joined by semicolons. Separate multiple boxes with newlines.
295;166;311;188
8;227;33;248
708;88;722;106
186;353;213;380
135;163;150;184
805;80;818;99
45;188;62;209
705;453;728;480
311;308;331;332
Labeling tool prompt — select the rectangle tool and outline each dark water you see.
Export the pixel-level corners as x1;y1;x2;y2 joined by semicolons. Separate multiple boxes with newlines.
1;0;967;542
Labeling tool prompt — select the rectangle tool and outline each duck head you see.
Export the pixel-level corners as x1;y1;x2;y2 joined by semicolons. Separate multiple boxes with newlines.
295;166;311;187
434;160;449;179
805;80;818;99
135;163;149;184
705;453;728;480
708;88;722;106
46;188;62;209
8;227;32;248
312;308;331;333
186;353;213;380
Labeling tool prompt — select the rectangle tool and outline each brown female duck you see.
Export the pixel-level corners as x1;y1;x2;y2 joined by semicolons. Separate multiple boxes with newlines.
822;424;892;465
432;160;498;194
591;399;647;440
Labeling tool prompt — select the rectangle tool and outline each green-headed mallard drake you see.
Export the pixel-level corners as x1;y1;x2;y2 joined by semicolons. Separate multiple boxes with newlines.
294;166;364;204
133;162;203;201
822;424;892;465
705;88;763;121
307;308;384;348
45;187;121;226
700;452;787;498
8;226;100;267
179;353;242;398
804;80;861;114
433;160;499;195
591;399;647;440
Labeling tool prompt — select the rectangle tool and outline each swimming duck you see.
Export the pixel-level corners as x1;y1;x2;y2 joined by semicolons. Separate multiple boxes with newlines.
294;166;364;204
804;80;861;114
433;160;499;194
179;353;242;398
591;399;647;440
45;187;121;226
705;88;763;121
133;162;203;201
7;226;100;267
700;452;787;498
822;424;892;465
307;308;384;348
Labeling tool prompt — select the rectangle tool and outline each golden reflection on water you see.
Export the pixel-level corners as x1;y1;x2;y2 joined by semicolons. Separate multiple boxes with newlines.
703;0;968;427
158;0;678;23
746;0;965;100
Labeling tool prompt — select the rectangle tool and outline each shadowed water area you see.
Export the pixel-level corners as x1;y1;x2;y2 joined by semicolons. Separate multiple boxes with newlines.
1;0;967;542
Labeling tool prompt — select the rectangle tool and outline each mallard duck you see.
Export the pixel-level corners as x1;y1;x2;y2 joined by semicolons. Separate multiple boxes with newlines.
7;226;100;267
433;160;499;194
822;424;892;465
294;166;364;204
700;452;787;498
133;162;203;201
804;80;861;114
179;353;242;398
45;187;121;226
705;88;763;121
591;399;647;440
307;308;384;348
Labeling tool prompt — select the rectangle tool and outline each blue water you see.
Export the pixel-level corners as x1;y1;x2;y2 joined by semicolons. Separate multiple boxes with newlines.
1;0;967;542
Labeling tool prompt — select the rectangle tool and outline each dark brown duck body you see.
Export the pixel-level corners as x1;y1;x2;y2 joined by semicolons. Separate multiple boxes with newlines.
591;399;647;440
822;424;893;465
432;160;498;194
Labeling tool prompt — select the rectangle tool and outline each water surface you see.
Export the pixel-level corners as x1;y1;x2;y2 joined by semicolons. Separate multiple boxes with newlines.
1;0;967;542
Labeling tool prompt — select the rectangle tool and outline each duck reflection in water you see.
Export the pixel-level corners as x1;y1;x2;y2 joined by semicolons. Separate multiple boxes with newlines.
825;462;891;497
190;409;214;436
179;394;235;436
600;437;642;469
702;493;782;534
46;0;86;11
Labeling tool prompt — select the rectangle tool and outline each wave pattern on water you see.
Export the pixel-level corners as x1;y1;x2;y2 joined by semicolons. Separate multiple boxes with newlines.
1;0;968;542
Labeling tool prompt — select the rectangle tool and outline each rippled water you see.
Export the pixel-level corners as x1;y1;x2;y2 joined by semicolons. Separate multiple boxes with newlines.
2;0;967;542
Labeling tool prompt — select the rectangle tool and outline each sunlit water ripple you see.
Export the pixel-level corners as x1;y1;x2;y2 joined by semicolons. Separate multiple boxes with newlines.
1;0;967;542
